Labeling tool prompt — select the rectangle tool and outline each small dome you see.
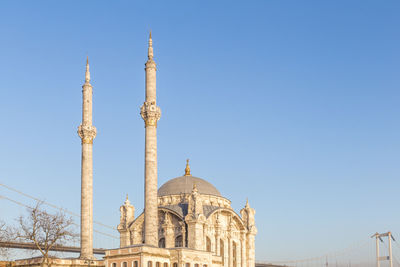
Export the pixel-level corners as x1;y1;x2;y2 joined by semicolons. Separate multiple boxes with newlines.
158;176;221;197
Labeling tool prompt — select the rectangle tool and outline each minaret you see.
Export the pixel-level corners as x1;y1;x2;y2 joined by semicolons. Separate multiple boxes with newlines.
140;32;161;246
78;57;97;259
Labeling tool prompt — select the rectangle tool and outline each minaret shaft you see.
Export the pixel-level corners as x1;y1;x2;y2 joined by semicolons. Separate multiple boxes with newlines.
78;58;96;259
144;125;158;245
141;33;161;246
145;68;157;102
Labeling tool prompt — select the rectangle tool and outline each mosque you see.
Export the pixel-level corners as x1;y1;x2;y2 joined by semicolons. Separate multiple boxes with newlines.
106;33;257;267
14;33;257;267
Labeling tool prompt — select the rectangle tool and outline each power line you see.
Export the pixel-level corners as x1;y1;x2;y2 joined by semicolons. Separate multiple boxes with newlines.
0;182;116;230
0;194;118;240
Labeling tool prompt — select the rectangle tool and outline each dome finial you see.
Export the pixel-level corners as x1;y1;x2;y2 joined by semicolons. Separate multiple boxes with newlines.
184;159;191;176
124;194;131;205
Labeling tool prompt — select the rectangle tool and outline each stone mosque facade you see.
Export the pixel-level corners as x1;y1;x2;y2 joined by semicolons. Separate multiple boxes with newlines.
104;33;257;267
114;163;257;267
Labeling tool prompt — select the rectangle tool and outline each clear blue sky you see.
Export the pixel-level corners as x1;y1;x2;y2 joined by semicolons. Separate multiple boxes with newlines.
0;0;399;263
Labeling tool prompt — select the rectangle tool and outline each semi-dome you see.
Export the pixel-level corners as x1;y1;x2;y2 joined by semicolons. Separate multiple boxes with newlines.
158;175;221;197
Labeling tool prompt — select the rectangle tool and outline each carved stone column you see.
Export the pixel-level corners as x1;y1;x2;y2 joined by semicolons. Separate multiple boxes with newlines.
179;221;186;247
78;58;96;260
240;231;247;267
141;32;161;247
247;231;256;267
228;238;232;267
215;213;221;256
237;240;241;267
162;212;174;248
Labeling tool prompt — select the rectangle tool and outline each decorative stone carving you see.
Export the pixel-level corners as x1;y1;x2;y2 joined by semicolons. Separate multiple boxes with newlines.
140;101;161;127
77;124;97;144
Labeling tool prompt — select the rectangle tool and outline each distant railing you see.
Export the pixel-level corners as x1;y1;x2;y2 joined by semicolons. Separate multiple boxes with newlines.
0;241;106;255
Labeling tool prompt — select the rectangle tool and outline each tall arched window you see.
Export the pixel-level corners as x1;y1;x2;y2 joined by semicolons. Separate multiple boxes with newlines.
206;237;211;252
134;261;138;267
220;239;224;265
175;235;183;247
148;262;152;267
159;238;165;248
173;263;178;267
232;242;237;267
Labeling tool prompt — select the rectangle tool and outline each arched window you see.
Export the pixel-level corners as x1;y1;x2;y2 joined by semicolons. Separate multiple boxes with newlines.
148;262;152;267
156;262;160;267
123;263;127;267
163;263;168;267
159;238;166;248
112;263;117;267
134;261;138;267
232;242;237;267
185;263;190;267
220;239;224;265
175;235;183;247
173;263;178;267
206;236;211;252
195;264;199;267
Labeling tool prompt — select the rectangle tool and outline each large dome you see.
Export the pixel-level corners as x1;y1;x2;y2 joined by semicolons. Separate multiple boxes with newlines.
158;175;221;197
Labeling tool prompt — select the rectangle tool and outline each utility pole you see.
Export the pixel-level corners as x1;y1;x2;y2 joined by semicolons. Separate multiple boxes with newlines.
371;231;395;267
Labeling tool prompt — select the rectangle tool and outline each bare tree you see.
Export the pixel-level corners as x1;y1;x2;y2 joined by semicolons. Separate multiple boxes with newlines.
0;220;11;258
16;202;77;267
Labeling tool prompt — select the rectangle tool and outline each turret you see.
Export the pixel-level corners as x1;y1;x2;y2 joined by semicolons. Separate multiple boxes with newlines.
240;199;257;267
117;195;135;247
184;162;206;250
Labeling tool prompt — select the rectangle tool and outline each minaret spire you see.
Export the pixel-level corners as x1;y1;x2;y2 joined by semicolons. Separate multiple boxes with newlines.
78;57;97;259
140;32;161;246
148;31;153;60
85;56;90;83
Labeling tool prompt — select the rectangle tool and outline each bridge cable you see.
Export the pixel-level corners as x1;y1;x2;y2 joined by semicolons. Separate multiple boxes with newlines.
0;183;116;230
262;239;370;265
